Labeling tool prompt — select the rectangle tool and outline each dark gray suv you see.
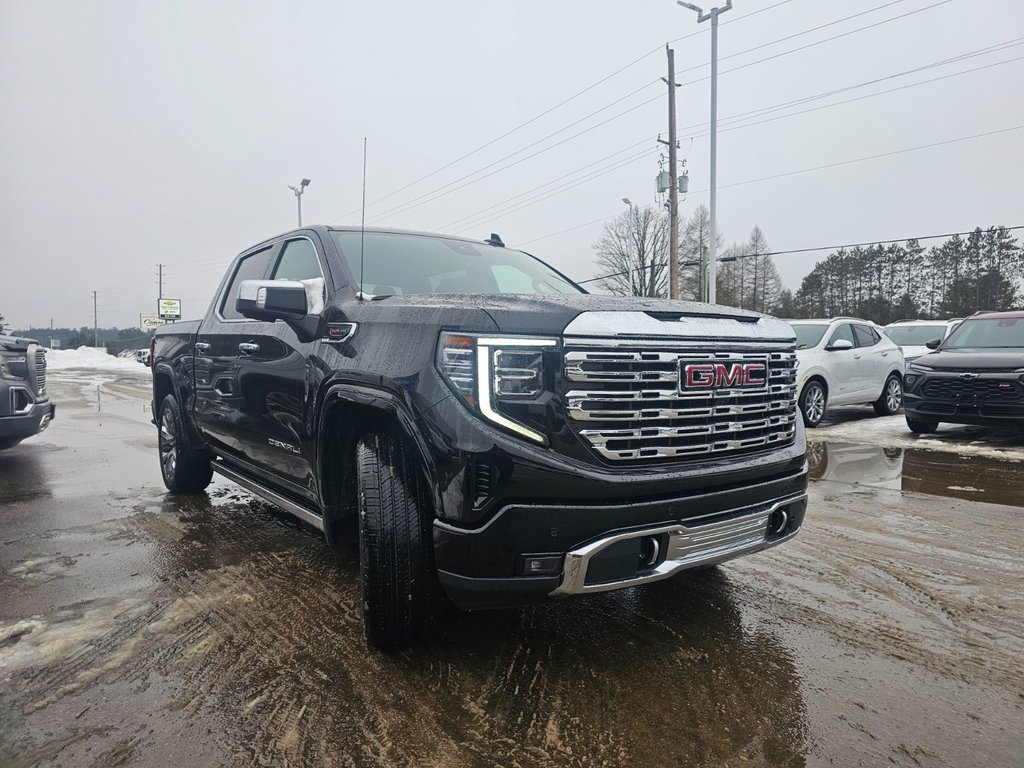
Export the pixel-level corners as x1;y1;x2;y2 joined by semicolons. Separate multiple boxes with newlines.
0;335;54;450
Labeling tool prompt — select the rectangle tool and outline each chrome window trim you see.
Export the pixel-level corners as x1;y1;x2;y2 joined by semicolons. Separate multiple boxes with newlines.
215;244;279;324
271;235;327;283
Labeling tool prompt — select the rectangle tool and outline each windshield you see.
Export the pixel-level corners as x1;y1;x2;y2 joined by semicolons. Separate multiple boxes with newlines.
331;231;582;296
940;317;1024;349
883;324;948;346
792;324;829;350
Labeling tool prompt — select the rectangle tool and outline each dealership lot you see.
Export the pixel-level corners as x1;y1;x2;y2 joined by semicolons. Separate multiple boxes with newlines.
1;370;1021;767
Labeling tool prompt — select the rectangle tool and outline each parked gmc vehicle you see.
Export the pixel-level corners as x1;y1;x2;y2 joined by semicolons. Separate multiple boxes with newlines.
903;310;1024;433
152;226;808;647
0;335;54;450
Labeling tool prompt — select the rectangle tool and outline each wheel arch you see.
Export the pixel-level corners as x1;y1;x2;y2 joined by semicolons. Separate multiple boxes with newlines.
316;383;440;548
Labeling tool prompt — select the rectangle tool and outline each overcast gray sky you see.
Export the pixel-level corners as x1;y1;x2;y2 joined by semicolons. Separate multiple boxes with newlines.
2;0;1022;330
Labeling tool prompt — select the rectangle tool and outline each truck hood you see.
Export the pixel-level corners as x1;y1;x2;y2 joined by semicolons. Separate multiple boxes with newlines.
364;294;792;341
0;335;38;353
912;348;1024;370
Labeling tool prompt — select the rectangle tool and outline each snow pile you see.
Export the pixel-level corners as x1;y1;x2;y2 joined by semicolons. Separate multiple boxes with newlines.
45;346;146;372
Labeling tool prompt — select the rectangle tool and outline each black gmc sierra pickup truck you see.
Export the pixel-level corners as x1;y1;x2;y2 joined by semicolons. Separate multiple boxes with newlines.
152;225;807;648
0;335;54;450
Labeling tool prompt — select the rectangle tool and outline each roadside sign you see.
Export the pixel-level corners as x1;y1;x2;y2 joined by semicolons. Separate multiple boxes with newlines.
158;298;182;320
50;339;61;349
141;313;165;330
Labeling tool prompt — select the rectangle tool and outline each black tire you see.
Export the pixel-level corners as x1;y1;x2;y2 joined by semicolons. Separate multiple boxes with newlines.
356;432;433;649
873;373;903;416
158;396;213;493
906;416;939;434
798;380;827;428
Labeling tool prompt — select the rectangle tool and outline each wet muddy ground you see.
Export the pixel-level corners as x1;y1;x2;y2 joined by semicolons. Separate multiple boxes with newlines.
1;373;1021;767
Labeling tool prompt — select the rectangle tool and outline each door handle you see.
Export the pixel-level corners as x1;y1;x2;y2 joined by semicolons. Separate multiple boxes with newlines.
853;354;862;359
195;342;211;352
238;342;260;355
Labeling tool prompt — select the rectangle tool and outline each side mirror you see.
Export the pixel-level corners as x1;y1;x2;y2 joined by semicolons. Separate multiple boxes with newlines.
826;338;854;351
236;280;308;322
925;338;942;350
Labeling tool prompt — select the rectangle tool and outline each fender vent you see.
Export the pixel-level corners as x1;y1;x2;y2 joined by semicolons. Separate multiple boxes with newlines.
472;462;494;510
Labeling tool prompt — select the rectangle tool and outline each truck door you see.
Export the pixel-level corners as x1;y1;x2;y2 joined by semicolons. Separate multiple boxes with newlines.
193;244;278;463
231;235;327;504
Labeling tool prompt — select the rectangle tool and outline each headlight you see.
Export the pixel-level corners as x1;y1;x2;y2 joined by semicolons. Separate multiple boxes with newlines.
908;362;933;373
437;333;557;444
0;354;27;380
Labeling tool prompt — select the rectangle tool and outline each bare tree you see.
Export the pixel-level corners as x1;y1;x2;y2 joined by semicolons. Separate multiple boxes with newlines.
593;205;670;297
679;205;721;301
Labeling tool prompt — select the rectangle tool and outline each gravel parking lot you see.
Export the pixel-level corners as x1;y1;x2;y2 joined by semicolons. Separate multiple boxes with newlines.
1;371;1021;767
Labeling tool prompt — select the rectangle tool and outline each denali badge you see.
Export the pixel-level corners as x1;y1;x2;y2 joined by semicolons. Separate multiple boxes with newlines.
680;360;768;391
268;438;300;454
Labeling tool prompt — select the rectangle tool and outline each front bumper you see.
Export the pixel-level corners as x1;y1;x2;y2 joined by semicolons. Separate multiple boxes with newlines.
434;463;808;609
0;399;55;442
904;373;1024;426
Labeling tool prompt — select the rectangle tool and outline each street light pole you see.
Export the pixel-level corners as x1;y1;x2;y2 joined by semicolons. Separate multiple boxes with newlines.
288;178;311;226
678;0;732;303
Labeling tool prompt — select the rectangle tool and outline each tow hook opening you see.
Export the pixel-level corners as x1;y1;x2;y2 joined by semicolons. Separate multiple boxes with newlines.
768;507;790;538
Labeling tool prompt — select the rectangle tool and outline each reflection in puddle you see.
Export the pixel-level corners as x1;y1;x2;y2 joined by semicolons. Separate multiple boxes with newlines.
808;441;1024;507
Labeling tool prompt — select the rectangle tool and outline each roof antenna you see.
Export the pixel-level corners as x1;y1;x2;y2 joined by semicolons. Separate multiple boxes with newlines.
358;137;367;301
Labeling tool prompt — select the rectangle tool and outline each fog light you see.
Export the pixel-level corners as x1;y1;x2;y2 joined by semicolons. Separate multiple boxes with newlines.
905;374;918;386
521;554;563;576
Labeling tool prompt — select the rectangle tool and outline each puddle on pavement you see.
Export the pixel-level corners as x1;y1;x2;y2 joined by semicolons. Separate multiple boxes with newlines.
808;440;1024;507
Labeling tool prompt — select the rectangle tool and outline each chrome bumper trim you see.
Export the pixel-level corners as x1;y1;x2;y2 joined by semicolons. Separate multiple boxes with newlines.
550;491;806;597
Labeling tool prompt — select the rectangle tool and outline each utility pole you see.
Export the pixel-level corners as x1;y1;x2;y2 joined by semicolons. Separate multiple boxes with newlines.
92;291;98;348
678;0;732;303
660;47;680;300
157;264;164;301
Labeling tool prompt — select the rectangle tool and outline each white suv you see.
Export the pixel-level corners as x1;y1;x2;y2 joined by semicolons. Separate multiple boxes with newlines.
882;319;961;365
789;318;906;427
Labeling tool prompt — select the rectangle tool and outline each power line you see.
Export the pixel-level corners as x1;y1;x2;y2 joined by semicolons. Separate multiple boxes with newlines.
330;0;798;222
516;119;1024;248
336;0;950;225
449;50;1024;236
577;226;1024;285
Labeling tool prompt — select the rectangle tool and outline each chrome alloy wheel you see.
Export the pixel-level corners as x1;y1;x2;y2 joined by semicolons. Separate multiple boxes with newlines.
804;384;825;424
886;377;903;412
159;408;177;480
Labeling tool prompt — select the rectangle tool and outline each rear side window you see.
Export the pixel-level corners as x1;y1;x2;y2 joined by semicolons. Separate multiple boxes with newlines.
272;238;323;282
220;247;274;320
853;325;880;347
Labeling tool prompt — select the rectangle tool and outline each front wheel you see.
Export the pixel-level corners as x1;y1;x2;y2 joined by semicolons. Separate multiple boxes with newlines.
356;432;433;649
906;416;939;434
799;381;827;428
873;374;903;416
158;396;213;493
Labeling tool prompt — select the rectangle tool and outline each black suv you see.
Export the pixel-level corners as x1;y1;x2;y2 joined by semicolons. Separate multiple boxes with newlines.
903;310;1024;433
152;226;808;647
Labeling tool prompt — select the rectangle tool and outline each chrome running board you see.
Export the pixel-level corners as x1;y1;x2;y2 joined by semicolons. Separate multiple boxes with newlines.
212;461;325;532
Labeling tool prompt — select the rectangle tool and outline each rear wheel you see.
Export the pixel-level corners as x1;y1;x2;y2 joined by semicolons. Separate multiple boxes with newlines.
906;416;939;434
873;374;903;416
799;380;827;428
158;396;213;493
356;432;433;649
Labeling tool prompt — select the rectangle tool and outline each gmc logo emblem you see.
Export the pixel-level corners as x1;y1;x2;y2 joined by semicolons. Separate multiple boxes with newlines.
681;360;768;390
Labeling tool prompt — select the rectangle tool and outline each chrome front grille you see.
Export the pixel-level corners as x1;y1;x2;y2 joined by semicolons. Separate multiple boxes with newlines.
33;348;47;397
564;344;798;461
